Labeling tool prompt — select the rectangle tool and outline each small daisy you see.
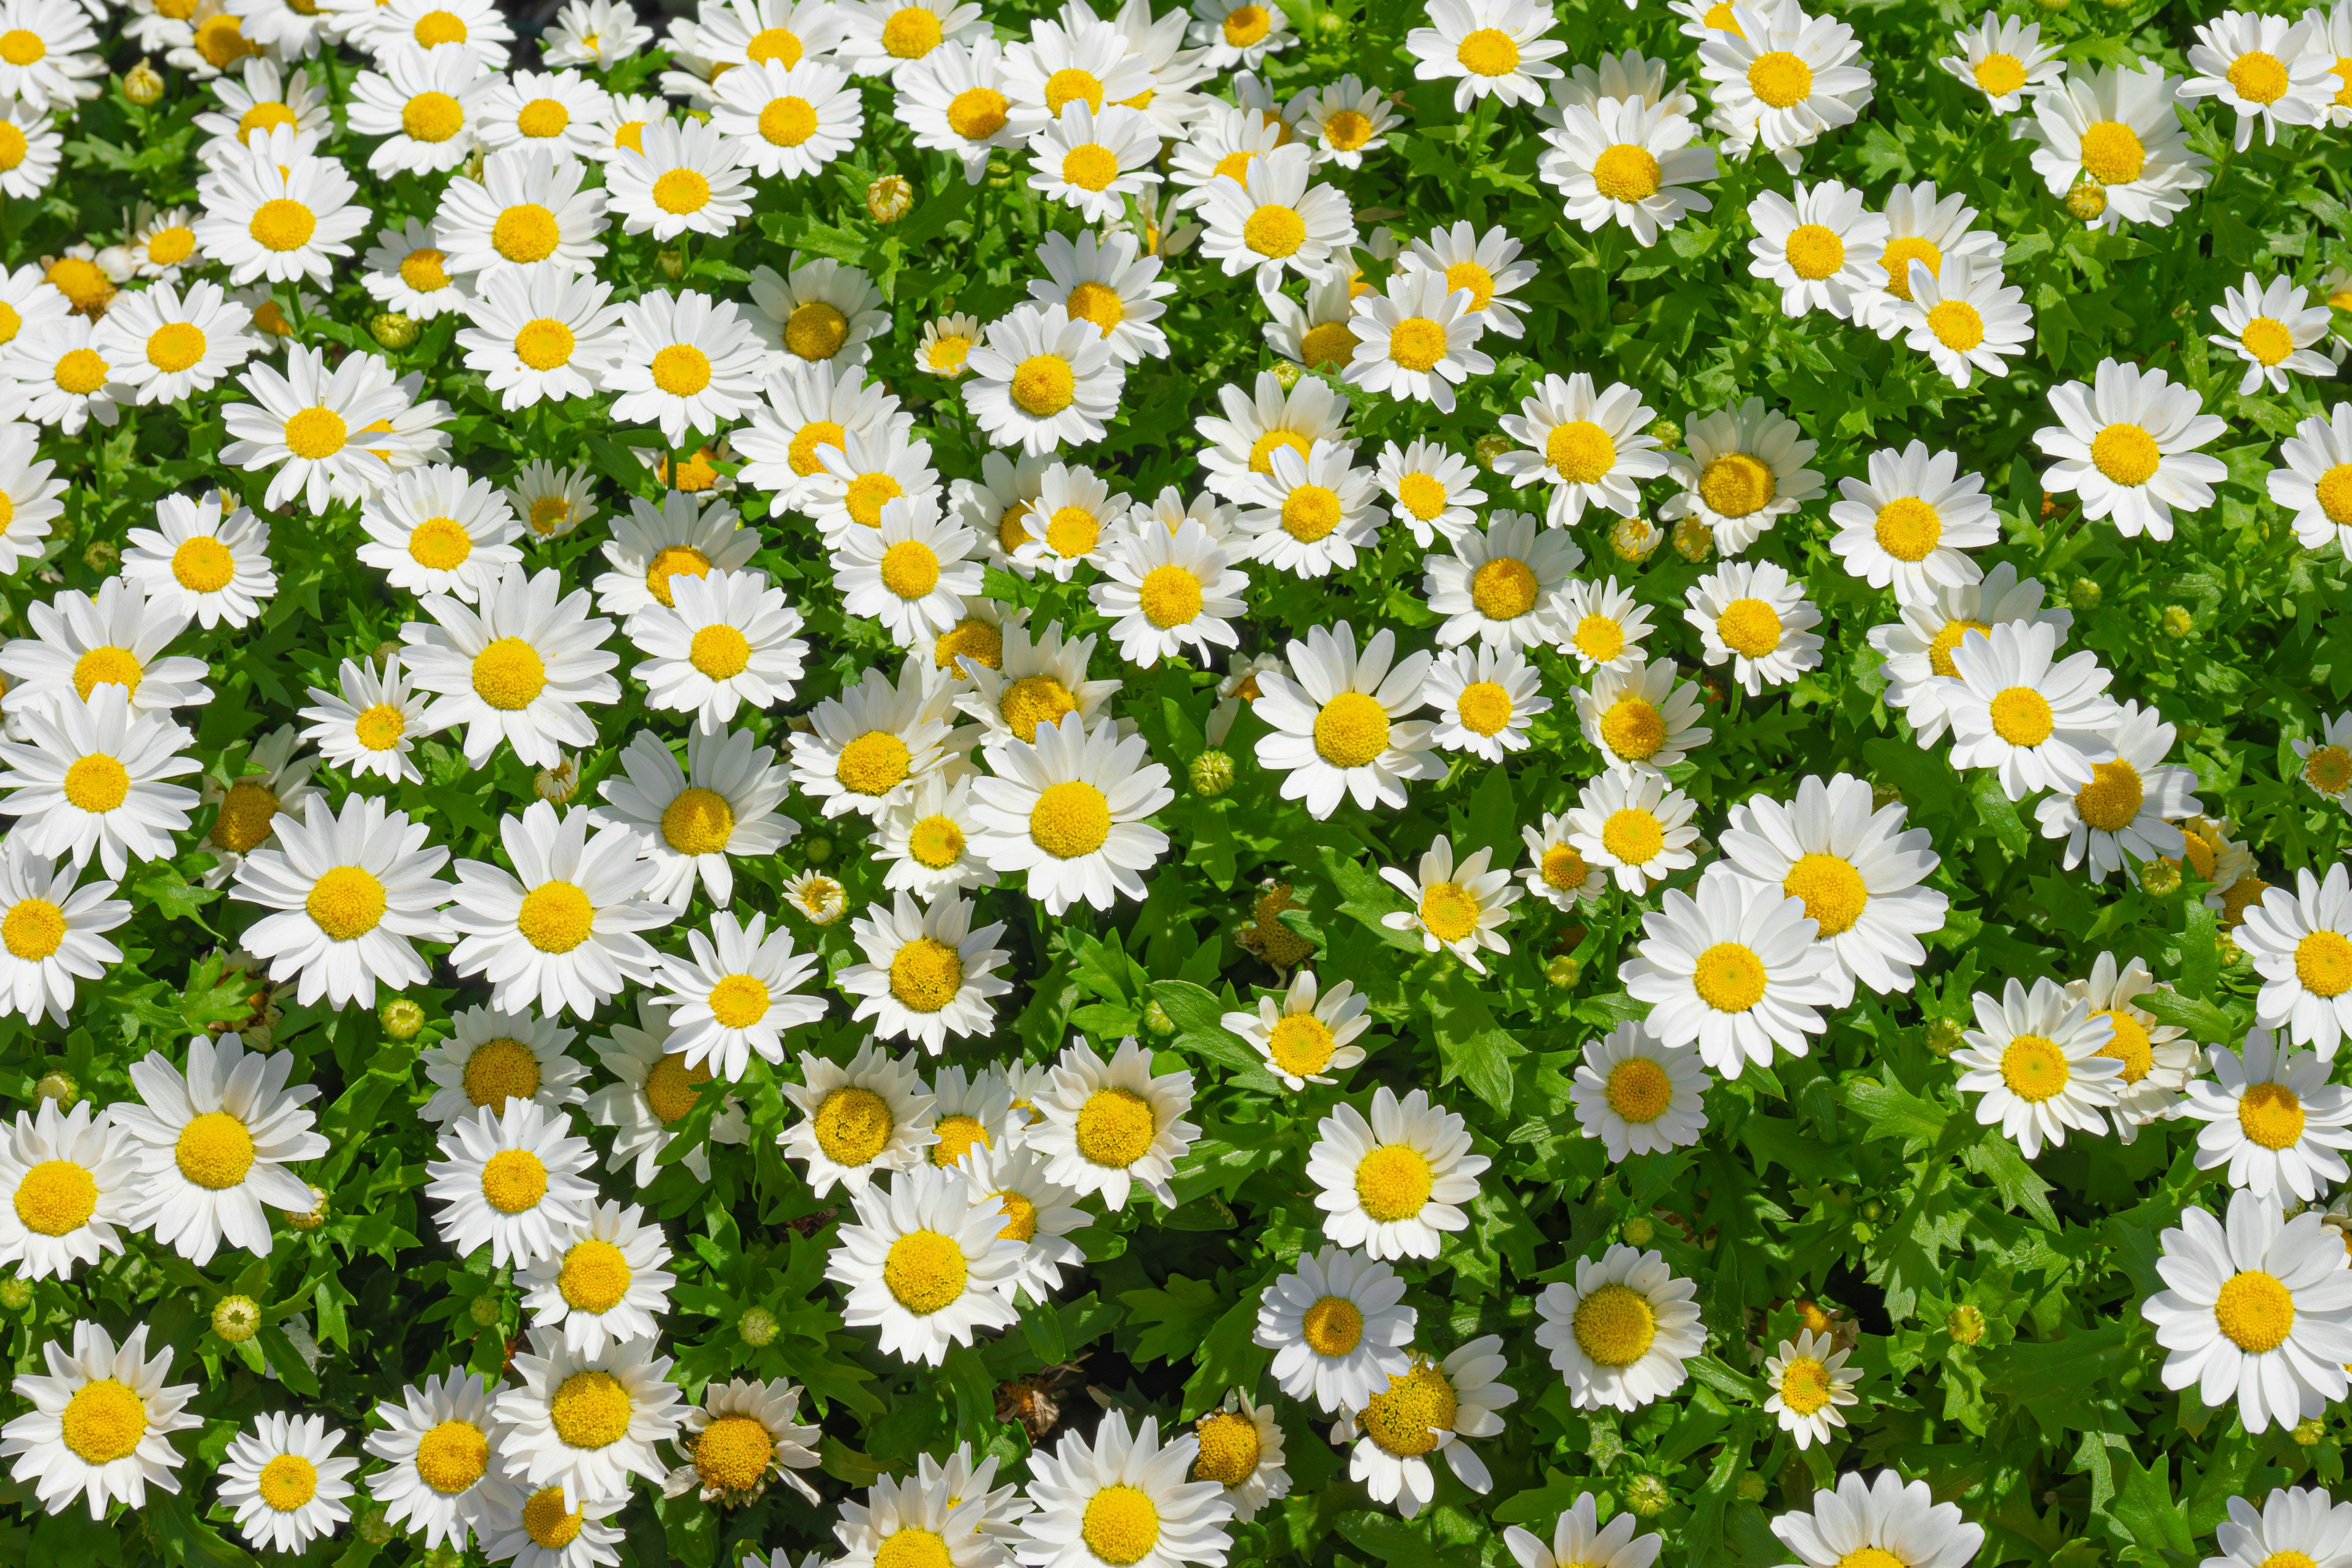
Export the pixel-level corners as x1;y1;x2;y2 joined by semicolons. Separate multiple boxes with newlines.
1565;772;1702;895
1939;12;2062;113
963;303;1125;457
893;36;1022;182
358;462;526;604
0;1098;135;1280
1897;252;2035;388
1866;562;2070;744
543;0;655;67
1020;1410;1234;1564
0;317;121;436
0;417;62;573
584;998;749;1186
121;491;274;631
2202;1488;2352;1568
1574;655;1713;780
1264;266;1359;375
2037;357;2229;541
2182;1027;2352;1202
1333;1338;1516;1520
2269;402;2352;556
345;45;497;178
1422;645;1548;762
1;1322;198;1520
1425;511;1578;652
1291;74;1402;168
1555;577;1656;674
1621;865;1840;1078
1186;1393;1288;1525
780;1039;938;1197
1951;977;2124;1158
1569;1022;1709;1159
1746;179;1887;320
2034;699;2200;880
1089;517;1248;669
875;770;991;899
1519;813;1608;911
665;1378;820;1507
1827;441;1997;607
2142;1188;2352;1433
828;1163;1020;1365
0;688;199;879
424;1099;599;1267
734;360;908;511
710;56;862;178
1251;621;1438;818
1761;1329;1863;1448
518;1200;676;1359
2211;271;2337;394
91;278;259;406
655;909;826;1082
1194;368;1354;500
113;1032;327;1265
837;889;1009;1054
2026;64;2212;232
914;312;981;377
1234;439;1386;580
1493;372;1666;529
1408;0;1565;111
967;715;1172;916
2182;10;2332;151
484;1488;625;1568
1254;1246;1416;1414
230;792;453;1010
632;568;810;734
831;502;983;649
1534;1243;1705;1411
1223;969;1371;1090
361;220;468;321
296;653;439;786
1944;619;2122;801
1025;101;1162;224
217;1412;357;1553
361;1370;522;1552
607;288;769;447
788;653;959;821
1684;560;1823;695
1196;142;1359;290
1025;1035;1199;1210
1306;1085;1488;1261
1374;437;1483;548
420;1006;588;1132
1660;397;1823;554
492;1331;684;1509
401;565;621;771
1343;265;1493;415
445;801;672;1020
2060;951;2198;1142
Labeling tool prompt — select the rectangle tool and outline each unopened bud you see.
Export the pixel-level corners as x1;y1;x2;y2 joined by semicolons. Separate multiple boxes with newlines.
122;59;164;105
1472;432;1513;472
285;1184;328;1231
1621;1215;1654;1246
2136;858;2183;895
83;540;119;573
1671;517;1714;563
1648;418;1682;450
802;834;834;866
657;247;685;281
0;1276;29;1311
1925;1017;1964;1058
865;175;913;224
469;1294;502;1327
1270;359;1303;390
533;754;580;804
2065;179;2108;221
739;1306;780;1346
2294;1416;2326;1447
380;998;424;1040
2070;576;2102;609
368;311;420;350
1737;1472;1769;1502
1623;1474;1670;1518
2162;604;2194;638
34;1071;76;1107
1546;954;1580;987
1947;1304;1985;1344
1189;749;1235;797
1143;1000;1176;1036
1610;516;1664;564
212;1294;262;1343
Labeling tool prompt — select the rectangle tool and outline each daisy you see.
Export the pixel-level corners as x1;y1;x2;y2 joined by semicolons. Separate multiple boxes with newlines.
594;725;796;908
1950;977;2124;1158
1401;221;1534;342
787;653;959;821
2142;1188;2352;1433
217;1412;357;1554
357;464;525;604
1698;2;1874;168
1945;619;2122;801
1574;655;1713;780
517;1200;674;1360
1;1322;198;1520
838;889;1010;1054
828;1163;1023;1366
1751;1329;1864;1449
1344;266;1493;415
1263;266;1358;375
2060;951;2198;1142
361;219;468;321
951;1140;1089;1305
1621;865;1841;1078
219;342;410;514
1422;646;1548;762
832;502;984;648
0;0;100;113
606;116;753;243
920;1061;1016;1172
914;312;981;377
125;205;204;284
2183;10;2332;150
1194;368;1354;500
595;489;760;622
1024;100;1162;224
543;0;655;67
1185;1393;1287;1525
733;360;908;511
1852;179;2007;337
1027;229;1172;368
401;565;621;771
894;36;1022;181
0;317;121;436
874;771;991;899
804;426;943;546
0;575;211;725
0;417;62;573
1939;12;2062;113
494;1331;684;1508
1534;1243;1704;1411
1555;577;1656;674
835;0;981;77
424;1099;599;1267
509;462;601;542
2211;271;2337;394
1502;1492;1662;1568
1827;441;1997;606
444;801;672;1020
1233;439;1386;580
1025;1035;1198;1210
608;288;769;447
1334;1338;1516;1520
1685;560;1823;695
362;1370;522;1552
1196;143;1359;289
2182;1027;2352;1202
963;303;1125;456
0;689;196;878
1518;813;1608;911
193;126;368;288
633;568;810;734
2203;1489;2352;1568
230;792;453;1009
710;56;862;178
1493;372;1666;528
2239;864;2352;1057
1564;772;1702;895
1746;179;1887;320
1223;969;1371;1091
1255;1246;1415;1413
91;279;258;407
1374;437;1483;548
1660;397;1822;554
1423;511;1575;651
2035;358;2228;541
456;267;625;411
345;44;496;178
1719;772;1947;1004
1305;1085;1487;1261
479;67;614;161
2034;700;2199;879
1251;622;1437;818
665;1377;820;1511
484;1488;625;1568
1017;1409;1234;1566
420;1005;589;1130
297;652;440;786
2295;712;2352;809
781;1039;937;1196
1568;1022;1709;1159
1771;1472;1985;1568
585;998;748;1185
0;1098;135;1279
113;1032;326;1265
1090;518;1247;669
2026;64;2212;231
2269;402;2352;555
750;254;892;372
967;715;1172;916
1867;563;2070;744
1291;74;1403;168
379;0;514;62
434;147;609;280
1408;0;1564;111
0;102;58;202
117;493;270;637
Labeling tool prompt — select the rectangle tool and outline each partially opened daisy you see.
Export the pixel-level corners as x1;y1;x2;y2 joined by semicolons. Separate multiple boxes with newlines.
1945;619;2121;801
113;1031;326;1264
1685;560;1823;695
1698;2;1875;168
2142;1188;2352;1433
1574;656;1712;780
361;1369;522;1552
2269;403;2352;556
2034;699;2199;880
492;1330;684;1508
665;1376;821;1509
1196;143;1359;289
967;714;1171;915
1565;771;1703;895
0;1098;135;1280
2239;864;2352;1057
1746;179;1887;320
1344;265;1493;415
1826;441;1996;606
2181;10;2332;150
780;1039;938;1197
1950;977;2123;1158
1771;1472;1986;1568
1938;11;2062;112
2182;1027;2352;1202
2026;63;2211;231
1659;397;1822;553
1568;1022;1709;1159
1222;969;1371;1090
424;1098;598;1267
1017;1410;1234;1567
2034;358;2226;541
838;889;1010;1054
1335;1338;1515;1520
401;565;621;770
827;1164;1022;1365
230;792;453;1010
1534;1243;1704;1412
2210;271;2335;394
1027;1034;1198;1210
445;801;672;1020
1;1322;199;1520
1622;865;1840;1078
216;1412;358;1554
655;909;826;1080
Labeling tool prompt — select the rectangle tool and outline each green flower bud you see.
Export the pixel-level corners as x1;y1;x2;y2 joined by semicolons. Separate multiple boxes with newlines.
2136;858;2183;896
1623;1474;1670;1518
1473;432;1513;471
380;998;425;1041
1546;954;1581;988
368;311;420;350
2294;1416;2326;1447
1648;418;1683;450
1947;1304;1985;1345
2065;180;2108;221
83;540;119;573
1737;1472;1770;1502
1926;1018;1964;1058
1621;1215;1655;1246
212;1294;262;1343
739;1306;780;1346
2162;604;2194;638
1189;749;1235;796
357;1506;396;1546
0;1275;31;1311
2071;576;2102;609
1143;1000;1176;1036
469;1294;502;1328
657;247;685;281
803;834;834;866
34;1071;77;1107
122;59;164;105
1270;360;1304;390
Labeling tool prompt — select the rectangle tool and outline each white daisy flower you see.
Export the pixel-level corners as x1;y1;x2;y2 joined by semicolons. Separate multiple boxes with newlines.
1518;812;1608;911
963;302;1125;457
789;653;959;821
1333;1337;1516;1520
2268;402;2352;556
0;417;62;573
803;426;942;547
655;908;826;1082
2064;951;2198;1142
1185;1392;1288;1525
0;575;209;726
0;0;100;112
1291;72;1403;167
1254;1245;1415;1414
2240;863;2352;1057
1408;0;1564;110
2182;1027;2352;1202
585;998;748;1186
1755;1328;1864;1449
1026;228;1172;367
193;125;369;287
1194;366;1353;500
919;1060;1016;1171
1502;1491;1662;1568
710;56;862;178
1698;2;1874;168
1896;252;2034;388
1852;179;2007;337
1232;438;1385;581
1684;559;1823;695
1622;865;1840;1078
357;461;526;604
606;115;753;242
1568;1022;1709;1159
1196;142;1359;290
113;1032;326;1265
827;1163;1022;1366
0;316;121;435
607;288;769;447
874;770;991;899
230;792;453;1009
1373;436;1483;547
1;1322;198;1520
543;0;655;67
401;565;621;771
1944;618;2121;801
1262;265;1358;375
1574;655;1713;781
296;652;440;786
893;35;1022;181
1421;645;1548;763
2294;711;2352;809
216;1411;357;1554
1564;772;1702;895
2202;1488;2352;1568
361;1370;522;1552
1423;510;1577;651
445;800;671;1020
1938;12;2062;112
1534;1243;1704;1411
781;1038;937;1197
479;67;614;160
1018;1409;1233;1566
2142;1188;2352;1433
1746;179;1887;320
1305;1085;1488;1261
0;687;198;878
0;1098;135;1280
1542;96;1715;249
424;1098;599;1267
1951;976;2124;1158
839;889;1010;1055
2034;699;2200;880
1493;372;1665;528
0;103;57;201
117;492;270;636
595;725;796;908
1401;219;1534;342
1251;621;1437;818
749;254;892;374
832;500;983;648
2183;10;2332;151
1659;396;1822;554
633;568;810;734
345;43;497;178
361;219;468;320
1222;969;1371;1091
2026;64;2212;231
1775;1472;1985;1568
1026;1035;1198;1210
1024;100;1161;223
1343;264;1492;415
664;1376;820;1509
1555;576;1655;674
968;715;1171;916
1089;516;1247;669
2034;358;2228;541
951;1139;1088;1305
91;278;259;407
420;1005;589;1131
492;1330;683;1509
434;146;609;280
456;266;626;411
219;342;413;514
733;360;908;511
2211;271;2336;394
484;1486;625;1568
518;1199;675;1359
1826;441;1996;607
1866;562;2070;744
379;0;515;62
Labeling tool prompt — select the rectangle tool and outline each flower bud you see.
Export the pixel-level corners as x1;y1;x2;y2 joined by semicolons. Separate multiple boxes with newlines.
802;834;834;865
1925;1017;1963;1058
285;1184;329;1231
2070;576;2102;609
1870;782;1903;812
469;1294;502;1327
1623;1474;1670;1518
1737;1472;1770;1502
0;1276;30;1311
34;1071;77;1107
122;59;164;105
1270;360;1303;390
1947;1304;1985;1344
1546;954;1581;988
2136;858;2182;896
739;1306;780;1346
1610;516;1664;563
2065;179;2108;221
368;311;420;350
533;753;581;804
1621;1215;1654;1246
1472;432;1513;471
357;1507;396;1546
1189;749;1235;796
1648;418;1682;450
212;1294;262;1343
83;540;119;573
2294;1416;2326;1447
1671;517;1713;563
380;998;425;1040
865;175;913;224
2162;604;2194;638
657;247;685;281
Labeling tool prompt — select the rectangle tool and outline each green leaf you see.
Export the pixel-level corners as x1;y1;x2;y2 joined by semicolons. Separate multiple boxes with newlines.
1970;774;2030;859
1425;966;1522;1114
1180;1283;1272;1418
2103;1447;2193;1555
1844;1075;1950;1152
1118;1273;1226;1366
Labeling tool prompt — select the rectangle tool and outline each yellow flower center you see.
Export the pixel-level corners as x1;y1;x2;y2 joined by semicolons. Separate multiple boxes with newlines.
1926;618;1989;679
1469;556;1538;620
933;616;999;669
1872;496;1941;560
2239;1080;2307;1150
2305;744;2352;793
1778;1356;1833;1414
147;323;209;375
1395;472;1448;521
813;1085;893;1166
1716;597;1784;658
1998;1034;2068;1102
1692;942;1766;1012
2228;50;2290;104
460;1036;541;1111
1044;66;1103;115
470;636;547;710
1081;1484;1160;1567
13;1158;95;1234
1060;143;1120;191
479;1148;548;1213
759;94;818;146
1076;1086;1157;1167
888;937;965;1012
1748;50;1814;108
1243;203;1308;258
415;1420;489;1493
1973;52;2026;96
2073;759;2145;833
492;203;561;264
1877;236;1942;300
992;1188;1037;1242
1248;430;1311;473
883;1228;968;1313
651;342;713;396
2214;1268;2295;1352
2241;316;2296;367
0;895;61;961
524;1487;583;1547
1280;482;1344;541
649;788;733;860
512;97;568;140
0;28;40;64
1323;108;1374;151
2092;1008;2153;1082
1042;505;1099;560
50;347;107;396
1455;681;1514;736
148;228;197;266
305;865;387;941
1927;299;1985;351
875;1532;952;1568
175;1110;256;1189
1137;565;1204;628
1301;1293;1363;1355
208;778;279;854
257;1453;317;1511
249;198;317;255
1298;318;1356;369
695;1412;774;1492
513;318;576;371
45;258;111;314
1606;1054;1675;1121
1542;843;1590;891
906;813;965;869
393;516;475;575
688;623;753;680
413;10;468;46
1698;451;1775;518
1362;1362;1457;1457
1988;687;2054;747
1011;353;1076;417
1783;223;1844;281
1601;807;1665;866
1418;881;1481;944
706;972;771;1029
1573;1281;1659;1366
2077;121;2146;184
404;92;465;143
1600;696;1667;761
516;880;595;954
1192;1409;1261;1488
1572;615;1625;665
929;1113;991;1168
549;1369;633;1449
835;731;913;796
946;86;1009;140
559;1237;633;1313
1838;1550;1906;1568
644;1054;713;1125
745;26;802;64
1313;690;1389;767
1221;3;1272;45
2088;424;2162;489
1029;779;1112;858
1387;316;1447;372
842;472;903;529
282;406;347;460
2297;930;2352;997
1354;1142;1434;1221
1455;27;1520;77
1265;1012;1338;1078
62;755;130;813
60;1379;145;1464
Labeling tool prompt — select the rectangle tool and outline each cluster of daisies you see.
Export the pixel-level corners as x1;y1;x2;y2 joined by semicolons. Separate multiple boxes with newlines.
0;0;2347;1562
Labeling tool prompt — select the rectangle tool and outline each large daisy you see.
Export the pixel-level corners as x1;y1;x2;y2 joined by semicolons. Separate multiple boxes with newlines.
655;909;827;1080
827;1164;1022;1366
230;791;453;1010
1016;1411;1234;1568
2034;357;2227;541
838;889;1009;1054
1025;1035;1197;1211
1305;1086;1488;1262
1334;1338;1515;1520
1533;1243;1705;1411
2025;63;2211;231
1826;440;1998;606
445;801;673;1020
2237;864;2352;1057
1658;397;1822;554
967;714;1171;916
1950;976;2124;1158
401;565;621;771
1770;1471;1985;1568
424;1099;599;1267
1254;1245;1415;1414
492;1330;684;1508
1943;619;2120;801
1250;621;1436;819
112;1031;326;1265
1;1322;199;1520
961;302;1125;456
0;1098;135;1281
2182;1027;2352;1203
1567;1022;1709;1159
1621;865;1840;1078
